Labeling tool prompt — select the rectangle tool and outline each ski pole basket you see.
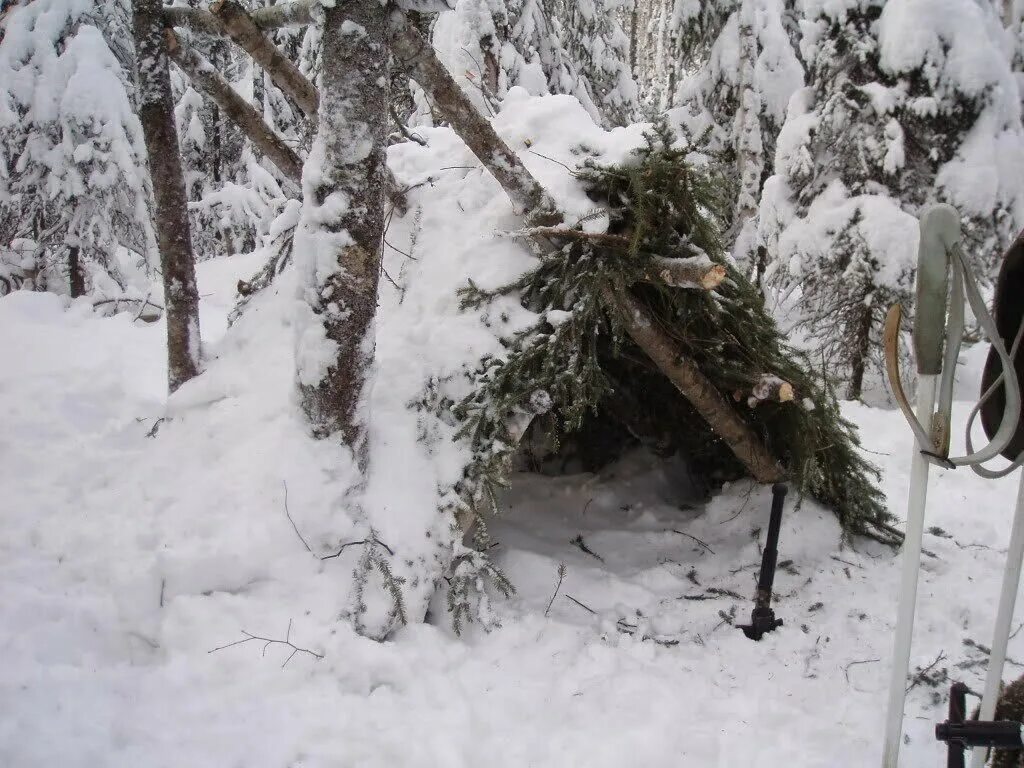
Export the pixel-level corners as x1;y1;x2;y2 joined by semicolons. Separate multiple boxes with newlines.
935;683;1024;768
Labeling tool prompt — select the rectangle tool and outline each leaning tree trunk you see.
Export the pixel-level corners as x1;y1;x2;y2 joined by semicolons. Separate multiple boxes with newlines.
166;30;303;185
295;0;389;451
133;1;202;393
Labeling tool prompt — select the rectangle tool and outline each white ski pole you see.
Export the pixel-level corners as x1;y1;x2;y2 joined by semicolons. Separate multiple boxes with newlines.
882;206;961;768
882;374;937;768
970;472;1024;768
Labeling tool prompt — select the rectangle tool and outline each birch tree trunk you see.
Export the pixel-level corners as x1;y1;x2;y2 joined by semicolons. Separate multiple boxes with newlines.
133;1;202;393
732;0;764;274
295;0;388;452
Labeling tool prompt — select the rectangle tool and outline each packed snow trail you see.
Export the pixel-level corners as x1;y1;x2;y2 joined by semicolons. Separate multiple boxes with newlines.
1;249;1023;766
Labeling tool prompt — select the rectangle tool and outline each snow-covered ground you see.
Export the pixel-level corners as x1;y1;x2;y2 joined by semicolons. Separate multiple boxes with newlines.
2;247;1024;768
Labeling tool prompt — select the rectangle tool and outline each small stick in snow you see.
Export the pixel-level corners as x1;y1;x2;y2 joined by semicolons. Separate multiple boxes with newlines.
843;657;880;686
321;536;395;560
906;651;948;693
389;105;427;147
208;619;324;667
830;554;864;570
545;563;567;617
963;638;1024;668
713;607;737;631
570;535;604;562
282;481;312;554
563;594;597;615
671;529;715;555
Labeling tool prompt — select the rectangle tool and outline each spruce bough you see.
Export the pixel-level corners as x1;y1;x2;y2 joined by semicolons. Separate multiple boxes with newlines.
451;127;898;548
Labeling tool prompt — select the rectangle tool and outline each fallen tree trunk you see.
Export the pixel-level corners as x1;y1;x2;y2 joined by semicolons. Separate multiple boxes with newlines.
166;31;303;186
602;287;785;483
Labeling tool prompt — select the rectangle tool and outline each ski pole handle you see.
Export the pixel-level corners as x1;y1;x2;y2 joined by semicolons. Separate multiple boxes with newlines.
914;204;961;375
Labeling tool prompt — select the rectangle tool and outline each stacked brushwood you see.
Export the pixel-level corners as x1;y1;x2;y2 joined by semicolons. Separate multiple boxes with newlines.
451;127;899;547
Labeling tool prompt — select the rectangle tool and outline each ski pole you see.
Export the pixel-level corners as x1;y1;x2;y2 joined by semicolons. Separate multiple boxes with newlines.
739;483;787;641
882;205;961;768
881;372;938;768
970;474;1024;768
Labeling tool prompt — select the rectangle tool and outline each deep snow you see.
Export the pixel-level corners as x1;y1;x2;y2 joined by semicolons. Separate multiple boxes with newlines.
2;245;1024;766
3;89;1024;768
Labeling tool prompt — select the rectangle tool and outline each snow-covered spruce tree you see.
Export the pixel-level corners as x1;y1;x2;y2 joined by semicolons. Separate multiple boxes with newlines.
759;0;1024;399
674;0;802;276
0;0;153;297
171;28;251;258
434;0;639;127
626;0;739;111
293;2;391;635
134;0;202;392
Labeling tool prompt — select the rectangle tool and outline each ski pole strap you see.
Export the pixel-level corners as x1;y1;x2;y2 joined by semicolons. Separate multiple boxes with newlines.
884;205;1024;473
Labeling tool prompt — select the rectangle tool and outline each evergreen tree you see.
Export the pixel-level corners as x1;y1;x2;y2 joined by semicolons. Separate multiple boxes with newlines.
435;0;639;127
626;0;737;111
0;0;153;296
760;0;1024;399
169;1;302;260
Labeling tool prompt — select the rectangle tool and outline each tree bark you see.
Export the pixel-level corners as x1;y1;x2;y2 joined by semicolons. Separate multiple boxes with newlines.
133;4;202;394
209;0;319;119
166;31;303;185
848;299;873;400
68;245;85;298
296;0;389;448
388;16;558;221
165;2;314;32
605;288;785;483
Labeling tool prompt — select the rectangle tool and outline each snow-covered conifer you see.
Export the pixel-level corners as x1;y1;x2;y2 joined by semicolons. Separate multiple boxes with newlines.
433;0;639;126
0;0;153;295
760;0;1024;399
675;0;803;274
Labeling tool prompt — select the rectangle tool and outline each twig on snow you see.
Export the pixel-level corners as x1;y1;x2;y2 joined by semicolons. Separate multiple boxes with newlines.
545;563;567;617
906;651;948;693
564;594;597;615
208;619;324;667
570;534;604;562
321;536;394;560
672;529;715;555
282;480;311;553
844;657;880;686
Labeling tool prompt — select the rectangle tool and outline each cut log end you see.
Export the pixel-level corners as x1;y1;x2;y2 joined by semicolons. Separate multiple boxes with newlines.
649;256;726;291
701;264;727;290
749;375;796;407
